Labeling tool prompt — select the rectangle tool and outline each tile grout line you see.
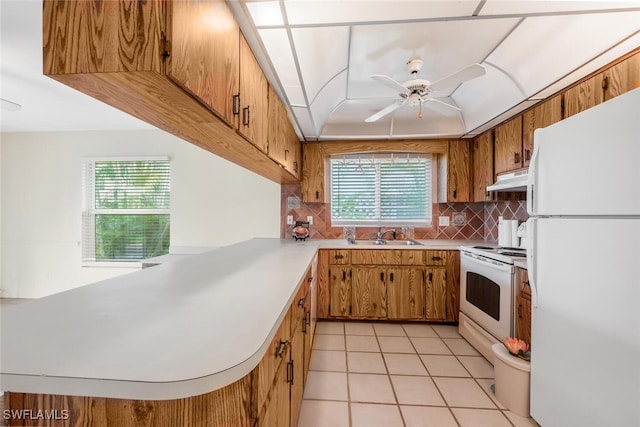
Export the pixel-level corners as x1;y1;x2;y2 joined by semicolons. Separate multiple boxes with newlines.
373;325;407;427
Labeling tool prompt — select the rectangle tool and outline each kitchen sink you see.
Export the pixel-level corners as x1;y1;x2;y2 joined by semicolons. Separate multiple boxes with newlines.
347;238;424;246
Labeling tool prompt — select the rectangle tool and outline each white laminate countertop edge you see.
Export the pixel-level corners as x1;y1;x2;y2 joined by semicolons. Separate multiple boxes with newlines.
0;238;490;400
0;239;321;400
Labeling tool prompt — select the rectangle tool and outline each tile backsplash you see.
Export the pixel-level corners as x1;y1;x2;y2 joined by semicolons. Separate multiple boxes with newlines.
281;184;527;242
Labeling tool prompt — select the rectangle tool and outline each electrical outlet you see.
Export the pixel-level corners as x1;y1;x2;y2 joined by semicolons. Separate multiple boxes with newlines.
438;216;450;226
307;216;314;225
286;215;293;225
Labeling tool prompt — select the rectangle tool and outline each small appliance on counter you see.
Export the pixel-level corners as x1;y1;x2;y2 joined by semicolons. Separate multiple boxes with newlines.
498;217;520;248
516;222;527;249
292;221;310;241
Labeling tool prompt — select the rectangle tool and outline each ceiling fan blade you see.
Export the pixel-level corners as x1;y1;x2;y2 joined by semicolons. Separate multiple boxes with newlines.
424;97;462;111
370;75;410;95
365;99;407;123
429;63;486;92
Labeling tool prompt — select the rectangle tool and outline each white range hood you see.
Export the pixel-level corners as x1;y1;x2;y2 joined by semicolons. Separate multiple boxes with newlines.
487;169;528;192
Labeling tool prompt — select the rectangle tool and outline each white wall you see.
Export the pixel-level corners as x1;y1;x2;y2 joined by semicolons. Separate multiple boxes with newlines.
1;129;280;298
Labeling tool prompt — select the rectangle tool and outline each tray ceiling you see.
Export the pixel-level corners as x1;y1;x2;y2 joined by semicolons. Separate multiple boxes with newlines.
230;1;640;141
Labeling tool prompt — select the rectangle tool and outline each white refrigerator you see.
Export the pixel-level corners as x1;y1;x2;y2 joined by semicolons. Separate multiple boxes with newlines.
526;88;640;427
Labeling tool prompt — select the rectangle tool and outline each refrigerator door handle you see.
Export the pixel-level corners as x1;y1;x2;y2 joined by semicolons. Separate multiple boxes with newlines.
527;131;540;216
526;218;539;307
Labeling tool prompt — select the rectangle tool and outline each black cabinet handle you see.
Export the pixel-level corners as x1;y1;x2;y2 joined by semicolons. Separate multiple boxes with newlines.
302;315;308;333
342;271;346;281
308;276;313;283
517;304;523;317
514;152;521;164
275;340;289;358
232;93;240;115
525;149;531;161
453;189;457;199
335;254;344;260
380;272;384;281
284;149;289;160
432;256;442;261
293;161;298;173
390;272;394;282
429;272;433;282
286;361;294;384
315;190;320;200
242;106;250;126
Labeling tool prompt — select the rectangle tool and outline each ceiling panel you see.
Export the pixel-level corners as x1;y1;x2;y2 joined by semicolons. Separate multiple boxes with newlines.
347;18;520;99
479;0;640;16
452;64;524;132
292;106;317;138
291;26;350;102
284;0;480;26
258;28;306;106
391;106;464;138
246;1;283;26
487;12;640;97
322;99;393;138
309;70;348;136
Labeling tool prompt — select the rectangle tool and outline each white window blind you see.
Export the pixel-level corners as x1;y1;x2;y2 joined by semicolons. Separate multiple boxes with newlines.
82;158;171;263
330;153;432;226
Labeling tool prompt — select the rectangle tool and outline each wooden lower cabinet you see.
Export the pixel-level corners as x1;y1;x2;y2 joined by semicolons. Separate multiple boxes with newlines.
387;267;425;319
260;345;291;427
320;249;461;322
352;267;387;318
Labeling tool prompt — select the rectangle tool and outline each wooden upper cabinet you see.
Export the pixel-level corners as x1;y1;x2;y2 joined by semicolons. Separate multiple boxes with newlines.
522;95;562;167
268;86;300;177
301;143;325;202
602;52;640;102
43;0;164;75
472;131;494;202
447;140;471;202
167;0;239;127
238;34;269;152
494;116;523;176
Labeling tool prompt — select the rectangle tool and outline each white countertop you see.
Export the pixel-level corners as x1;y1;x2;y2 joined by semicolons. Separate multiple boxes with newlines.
0;237;490;400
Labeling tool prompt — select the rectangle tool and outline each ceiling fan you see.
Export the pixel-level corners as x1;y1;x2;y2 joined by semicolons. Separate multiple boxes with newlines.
365;58;486;122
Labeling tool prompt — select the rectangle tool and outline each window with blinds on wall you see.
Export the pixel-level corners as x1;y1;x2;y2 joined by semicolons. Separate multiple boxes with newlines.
82;158;171;264
330;153;432;226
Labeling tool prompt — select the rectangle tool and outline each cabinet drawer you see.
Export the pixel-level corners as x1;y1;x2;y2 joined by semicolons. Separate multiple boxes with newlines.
351;250;424;266
328;250;350;264
425;251;447;266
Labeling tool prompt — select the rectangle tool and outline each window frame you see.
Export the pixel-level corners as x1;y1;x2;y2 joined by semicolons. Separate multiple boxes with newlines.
328;152;434;227
81;156;171;267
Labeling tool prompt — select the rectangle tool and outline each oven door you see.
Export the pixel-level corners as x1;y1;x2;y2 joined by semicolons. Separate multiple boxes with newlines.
460;251;514;340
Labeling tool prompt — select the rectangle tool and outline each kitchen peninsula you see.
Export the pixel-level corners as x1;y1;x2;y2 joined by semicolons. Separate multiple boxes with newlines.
0;238;479;426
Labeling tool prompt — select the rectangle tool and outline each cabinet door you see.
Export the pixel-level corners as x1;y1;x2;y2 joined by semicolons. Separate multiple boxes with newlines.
267;85;287;165
445;250;460;322
329;266;351;317
602;52;640;102
352;267;387;318
494;116;523;175
317;250;330;319
167;0;239;126
301;143;325;202
425;267;447;320
239;34;268;152
253;311;290;418
522;95;562;167
387;268;424;319
284;125;301;178
424;250;447;267
290;324;305;427
328;250;350;265
259;347;290;427
515;295;532;345
472;131;494;202
447;140;471;202
563;75;604;118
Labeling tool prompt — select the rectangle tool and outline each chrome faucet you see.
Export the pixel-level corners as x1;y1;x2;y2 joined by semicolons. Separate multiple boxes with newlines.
376;227;396;240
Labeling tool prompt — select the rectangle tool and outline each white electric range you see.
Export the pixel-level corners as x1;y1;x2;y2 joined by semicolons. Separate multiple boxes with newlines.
457;244;526;361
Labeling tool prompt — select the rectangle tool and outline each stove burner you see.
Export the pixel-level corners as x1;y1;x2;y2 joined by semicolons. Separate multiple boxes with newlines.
499;251;527;257
473;245;495;250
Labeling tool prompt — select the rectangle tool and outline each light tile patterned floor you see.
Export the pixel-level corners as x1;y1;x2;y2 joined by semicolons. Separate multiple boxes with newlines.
299;321;540;427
